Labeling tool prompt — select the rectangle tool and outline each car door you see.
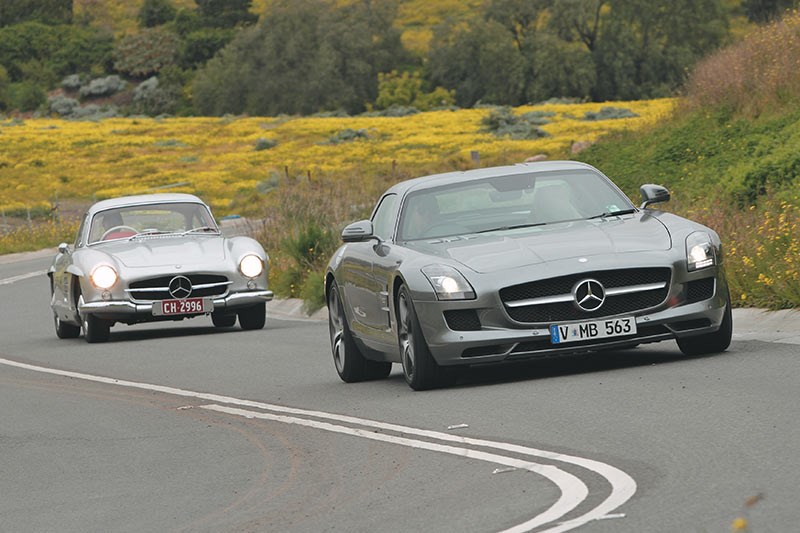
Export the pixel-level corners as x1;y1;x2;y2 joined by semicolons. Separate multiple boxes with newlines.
52;213;87;320
341;193;399;339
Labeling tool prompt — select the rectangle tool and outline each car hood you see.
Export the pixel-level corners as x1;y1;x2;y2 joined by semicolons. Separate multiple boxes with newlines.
98;236;228;268
408;215;672;274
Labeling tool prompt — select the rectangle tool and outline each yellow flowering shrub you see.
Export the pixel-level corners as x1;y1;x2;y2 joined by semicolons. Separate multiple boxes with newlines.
0;99;675;216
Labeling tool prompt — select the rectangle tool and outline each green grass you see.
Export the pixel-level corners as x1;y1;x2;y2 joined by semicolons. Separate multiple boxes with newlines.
579;106;800;309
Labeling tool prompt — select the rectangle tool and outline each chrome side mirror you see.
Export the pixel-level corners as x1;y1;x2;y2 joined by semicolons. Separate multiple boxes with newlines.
57;242;71;254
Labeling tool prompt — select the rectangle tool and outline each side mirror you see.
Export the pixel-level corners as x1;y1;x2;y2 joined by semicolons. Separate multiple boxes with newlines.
57;242;71;254
341;220;375;243
640;184;670;209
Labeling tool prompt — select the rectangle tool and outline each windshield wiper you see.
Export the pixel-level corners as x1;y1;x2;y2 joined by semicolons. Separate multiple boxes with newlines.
587;208;637;220
128;229;169;240
475;222;546;234
181;226;220;235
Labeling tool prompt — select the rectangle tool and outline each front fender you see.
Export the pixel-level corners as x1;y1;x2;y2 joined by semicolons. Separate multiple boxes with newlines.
66;264;85;278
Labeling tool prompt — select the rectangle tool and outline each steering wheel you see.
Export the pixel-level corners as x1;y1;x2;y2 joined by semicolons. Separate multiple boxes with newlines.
101;225;138;240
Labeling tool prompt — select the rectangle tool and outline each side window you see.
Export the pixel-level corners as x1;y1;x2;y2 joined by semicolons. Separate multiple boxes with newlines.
371;194;398;240
75;214;89;247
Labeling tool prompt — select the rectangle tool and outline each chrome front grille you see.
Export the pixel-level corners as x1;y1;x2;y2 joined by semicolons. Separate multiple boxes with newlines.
500;268;671;323
126;274;231;301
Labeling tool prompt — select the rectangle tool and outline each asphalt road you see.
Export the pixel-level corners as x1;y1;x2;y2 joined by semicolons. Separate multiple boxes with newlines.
1;252;799;532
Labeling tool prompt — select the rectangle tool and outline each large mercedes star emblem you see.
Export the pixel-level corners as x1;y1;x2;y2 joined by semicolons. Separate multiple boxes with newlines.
168;275;193;299
573;279;605;311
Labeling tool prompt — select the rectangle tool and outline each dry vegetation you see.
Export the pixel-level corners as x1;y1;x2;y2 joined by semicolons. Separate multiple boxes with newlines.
685;10;800;117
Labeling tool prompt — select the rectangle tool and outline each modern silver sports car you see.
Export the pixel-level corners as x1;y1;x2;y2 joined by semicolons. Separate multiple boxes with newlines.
325;161;732;390
49;193;273;343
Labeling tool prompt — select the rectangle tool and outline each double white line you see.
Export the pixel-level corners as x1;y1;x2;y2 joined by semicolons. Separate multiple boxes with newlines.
0;357;636;532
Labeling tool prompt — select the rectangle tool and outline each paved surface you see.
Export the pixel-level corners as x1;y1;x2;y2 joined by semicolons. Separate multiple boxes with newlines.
2;250;800;532
4;248;799;343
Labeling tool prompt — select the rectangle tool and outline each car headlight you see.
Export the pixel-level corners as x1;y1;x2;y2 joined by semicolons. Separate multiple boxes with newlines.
90;264;118;289
421;265;475;300
239;254;264;278
686;232;716;271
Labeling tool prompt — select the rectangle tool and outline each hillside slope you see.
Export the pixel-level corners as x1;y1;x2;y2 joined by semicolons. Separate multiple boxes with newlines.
74;0;480;52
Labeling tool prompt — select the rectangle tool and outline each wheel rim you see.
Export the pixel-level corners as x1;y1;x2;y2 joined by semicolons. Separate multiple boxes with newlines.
398;292;415;380
328;287;346;373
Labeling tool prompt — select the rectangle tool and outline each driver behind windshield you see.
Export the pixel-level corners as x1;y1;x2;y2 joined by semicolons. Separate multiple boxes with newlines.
401;194;441;240
92;210;134;242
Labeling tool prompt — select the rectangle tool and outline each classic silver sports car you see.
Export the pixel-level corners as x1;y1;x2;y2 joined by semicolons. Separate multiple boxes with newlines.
325;161;732;390
49;193;273;343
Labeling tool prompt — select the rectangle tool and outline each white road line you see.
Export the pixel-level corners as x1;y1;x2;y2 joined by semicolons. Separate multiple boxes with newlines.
0;270;46;285
202;404;587;532
0;357;636;532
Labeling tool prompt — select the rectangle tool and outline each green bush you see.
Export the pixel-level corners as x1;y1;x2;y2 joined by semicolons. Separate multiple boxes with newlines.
254;137;277;151
0;22;112;83
375;70;455;112
0;65;9;110
299;270;326;313
130;76;170;115
9;81;46;111
78;75;126;98
113;27;181;78
326;128;370;144
481;106;549;139
48;94;79;116
138;0;177;28
61;74;83;91
179;28;234;68
270;222;338;309
582;106;639;121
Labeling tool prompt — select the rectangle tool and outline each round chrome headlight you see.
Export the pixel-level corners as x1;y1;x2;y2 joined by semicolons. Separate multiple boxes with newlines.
90;265;118;289
239;254;264;278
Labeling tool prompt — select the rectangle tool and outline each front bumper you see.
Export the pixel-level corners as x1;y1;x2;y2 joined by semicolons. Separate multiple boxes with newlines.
412;268;729;366
80;289;274;318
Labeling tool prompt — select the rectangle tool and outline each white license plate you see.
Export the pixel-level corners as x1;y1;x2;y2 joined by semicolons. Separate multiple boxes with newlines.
550;317;637;344
153;297;213;316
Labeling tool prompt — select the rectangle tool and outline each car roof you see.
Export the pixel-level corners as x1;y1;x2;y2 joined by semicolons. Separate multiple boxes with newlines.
385;161;604;196
87;193;207;216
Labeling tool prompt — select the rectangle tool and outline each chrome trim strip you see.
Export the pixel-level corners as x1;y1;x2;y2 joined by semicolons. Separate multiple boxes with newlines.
605;282;667;296
80;290;274;315
125;280;232;293
212;290;274;308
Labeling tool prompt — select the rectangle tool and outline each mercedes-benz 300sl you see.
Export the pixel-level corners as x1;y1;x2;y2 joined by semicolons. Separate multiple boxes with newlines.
49;193;273;342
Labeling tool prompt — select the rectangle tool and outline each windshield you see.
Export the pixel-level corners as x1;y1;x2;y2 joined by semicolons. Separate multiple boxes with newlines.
87;202;219;244
397;169;634;241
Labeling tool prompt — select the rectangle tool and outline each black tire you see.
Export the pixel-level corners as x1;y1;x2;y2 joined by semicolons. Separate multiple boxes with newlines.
238;303;266;330
397;285;453;391
83;313;111;343
677;294;733;356
77;291;111;343
328;282;391;382
54;314;80;339
211;312;237;328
